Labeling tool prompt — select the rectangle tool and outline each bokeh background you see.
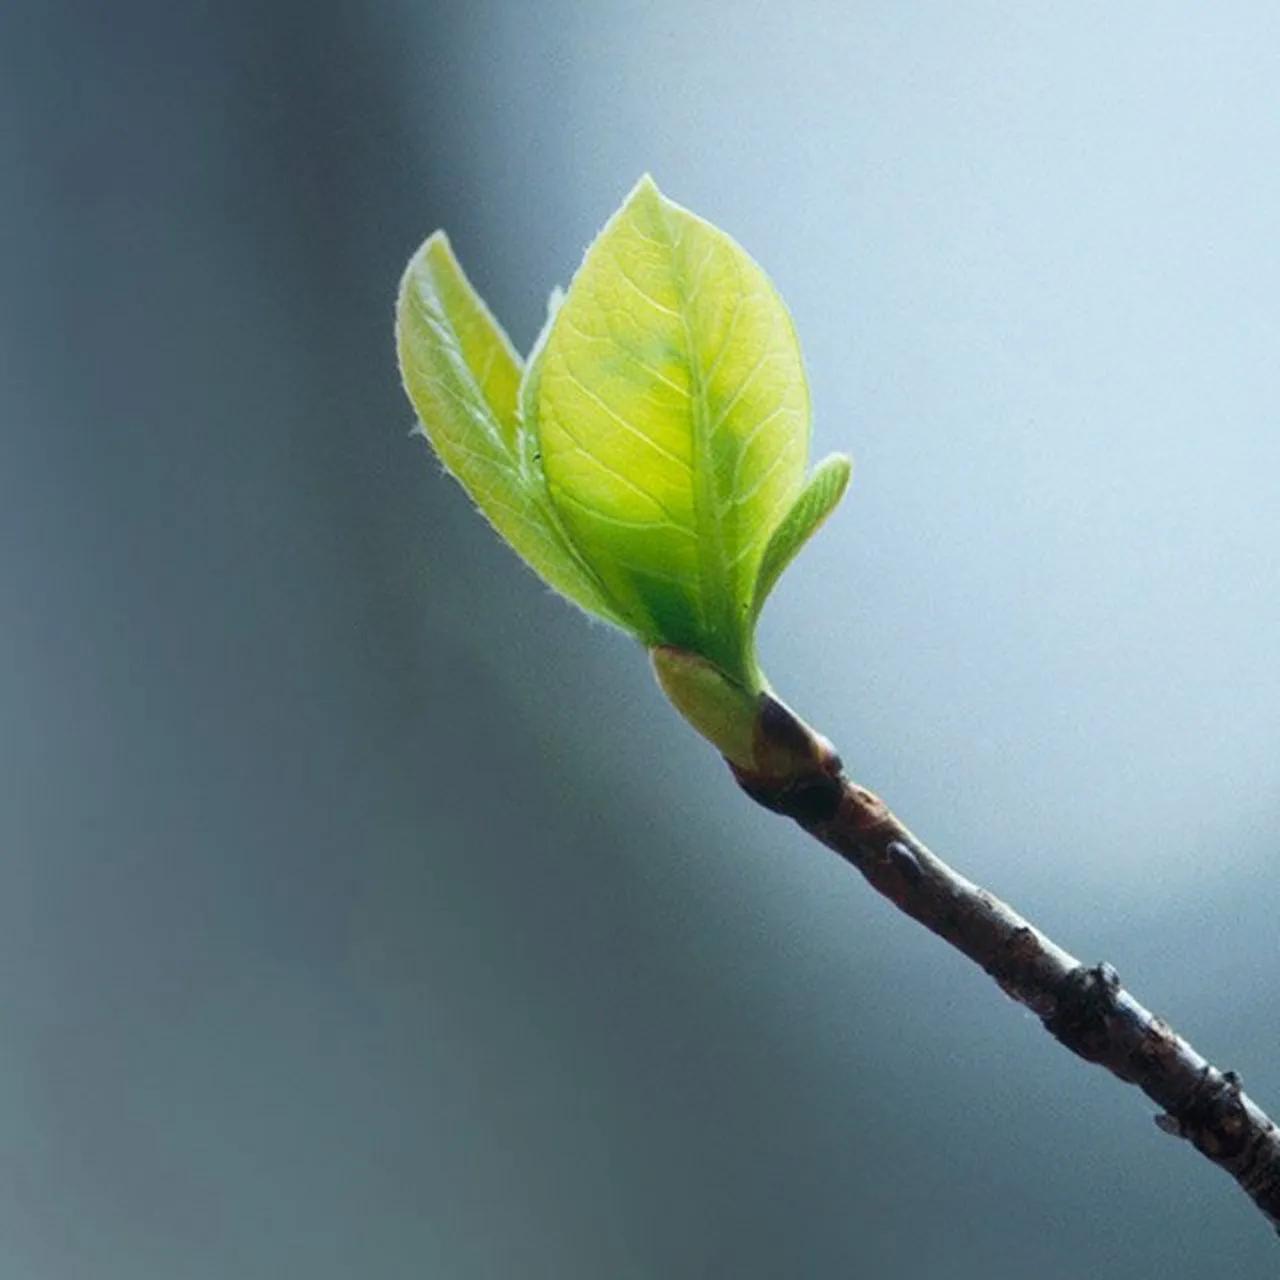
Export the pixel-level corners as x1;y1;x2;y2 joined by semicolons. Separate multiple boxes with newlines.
4;2;1280;1275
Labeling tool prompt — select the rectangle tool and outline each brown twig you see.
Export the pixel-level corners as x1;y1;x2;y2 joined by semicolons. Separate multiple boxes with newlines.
730;693;1280;1234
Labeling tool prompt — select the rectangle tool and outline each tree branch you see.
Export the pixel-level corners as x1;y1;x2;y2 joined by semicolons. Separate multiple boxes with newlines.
730;693;1280;1235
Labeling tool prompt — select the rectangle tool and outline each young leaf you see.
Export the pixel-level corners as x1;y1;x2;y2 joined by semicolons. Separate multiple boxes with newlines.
401;231;523;448
534;176;811;688
752;453;853;619
396;233;625;628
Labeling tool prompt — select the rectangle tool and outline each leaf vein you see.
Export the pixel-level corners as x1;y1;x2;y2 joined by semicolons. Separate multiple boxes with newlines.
546;409;692;527
552;361;693;472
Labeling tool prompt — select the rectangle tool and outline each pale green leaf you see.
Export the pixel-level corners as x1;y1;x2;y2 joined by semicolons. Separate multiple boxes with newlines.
402;231;523;448
396;232;625;627
752;453;852;619
535;176;811;686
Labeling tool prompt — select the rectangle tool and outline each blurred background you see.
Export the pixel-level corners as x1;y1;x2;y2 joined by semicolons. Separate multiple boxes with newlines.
3;1;1279;1275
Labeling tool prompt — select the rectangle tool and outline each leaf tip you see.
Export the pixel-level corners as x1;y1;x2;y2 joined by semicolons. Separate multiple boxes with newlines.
819;451;855;497
404;228;450;274
623;172;665;213
397;231;448;323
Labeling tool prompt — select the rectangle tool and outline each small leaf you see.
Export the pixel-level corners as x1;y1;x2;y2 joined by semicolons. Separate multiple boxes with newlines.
397;232;625;627
752;453;852;619
535;176;811;687
401;231;523;447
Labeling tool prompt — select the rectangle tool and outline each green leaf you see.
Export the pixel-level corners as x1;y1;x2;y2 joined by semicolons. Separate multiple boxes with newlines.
396;232;625;628
401;231;523;447
535;176;811;687
752;453;853;619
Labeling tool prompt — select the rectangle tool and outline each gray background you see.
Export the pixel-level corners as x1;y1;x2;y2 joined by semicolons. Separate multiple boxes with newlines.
3;1;1279;1275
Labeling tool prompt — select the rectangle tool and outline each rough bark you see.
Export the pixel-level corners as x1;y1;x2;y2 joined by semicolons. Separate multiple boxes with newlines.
730;693;1280;1234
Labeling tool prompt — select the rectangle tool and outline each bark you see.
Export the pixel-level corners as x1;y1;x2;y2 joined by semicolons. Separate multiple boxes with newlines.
730;693;1280;1234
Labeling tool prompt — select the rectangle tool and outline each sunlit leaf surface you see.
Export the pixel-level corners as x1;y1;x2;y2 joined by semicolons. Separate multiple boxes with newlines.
535;177;811;683
753;453;852;620
397;233;623;626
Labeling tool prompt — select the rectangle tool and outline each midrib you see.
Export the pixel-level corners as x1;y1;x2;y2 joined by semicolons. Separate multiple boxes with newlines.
658;204;737;678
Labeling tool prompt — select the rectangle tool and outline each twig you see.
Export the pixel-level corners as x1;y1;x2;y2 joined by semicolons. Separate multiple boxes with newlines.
730;693;1280;1234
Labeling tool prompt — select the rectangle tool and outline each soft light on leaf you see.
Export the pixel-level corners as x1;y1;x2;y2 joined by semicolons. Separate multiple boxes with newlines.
396;232;625;627
396;181;853;694
752;453;852;619
535;176;811;688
